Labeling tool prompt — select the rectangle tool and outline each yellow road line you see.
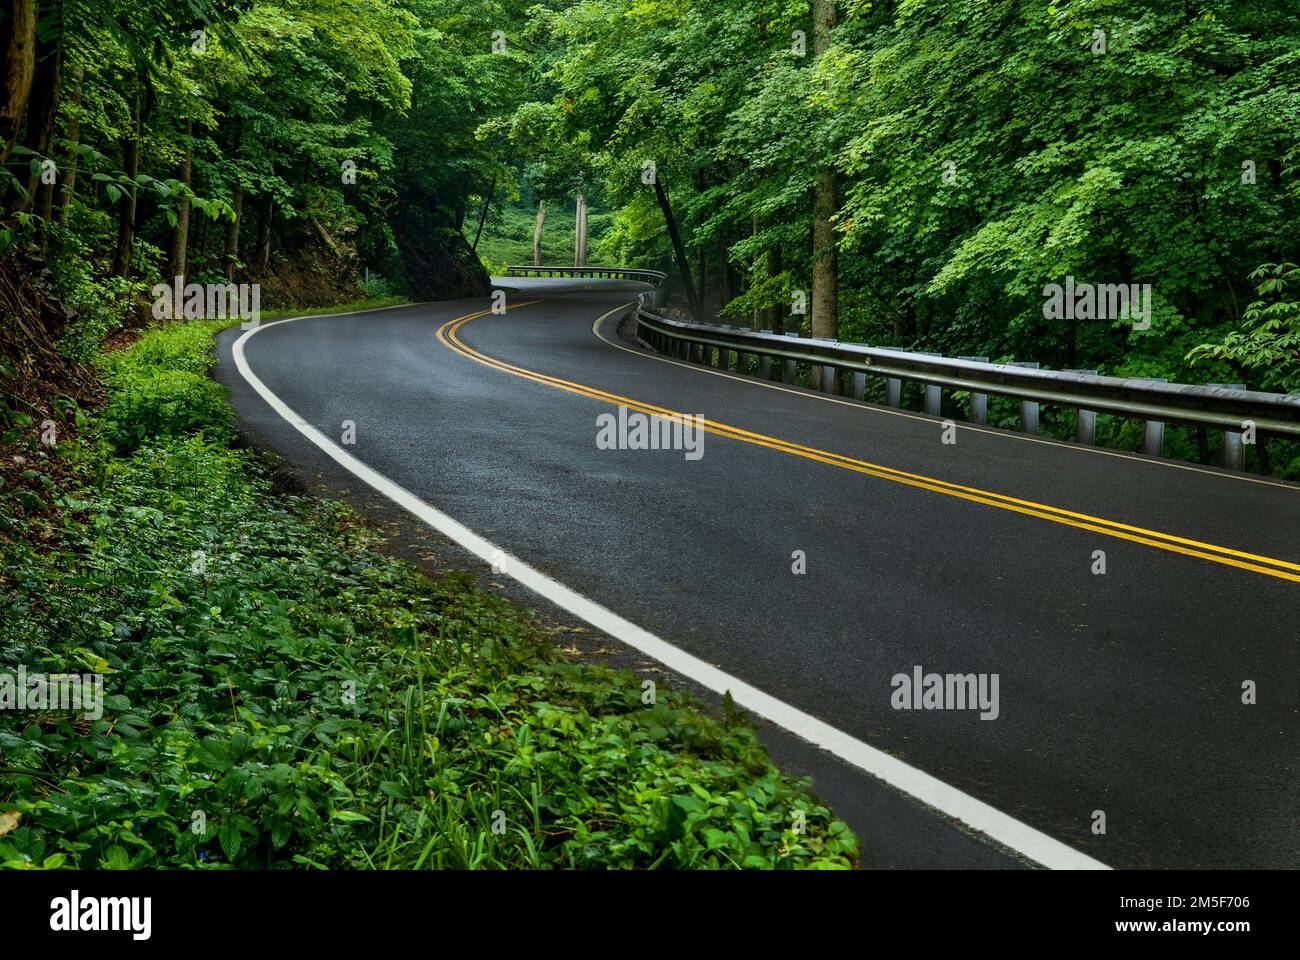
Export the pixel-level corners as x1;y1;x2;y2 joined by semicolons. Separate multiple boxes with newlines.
435;306;1300;584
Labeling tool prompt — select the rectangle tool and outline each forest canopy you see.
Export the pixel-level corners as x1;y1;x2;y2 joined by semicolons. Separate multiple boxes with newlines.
1;0;1298;398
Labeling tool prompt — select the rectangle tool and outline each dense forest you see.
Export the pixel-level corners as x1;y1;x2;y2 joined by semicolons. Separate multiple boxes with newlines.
3;0;1298;393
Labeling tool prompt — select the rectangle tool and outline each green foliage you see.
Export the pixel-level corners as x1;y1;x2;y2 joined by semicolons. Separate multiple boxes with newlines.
472;200;612;268
100;368;232;453
0;318;858;870
97;319;231;381
42;227;144;364
1189;264;1300;394
359;274;398;301
508;0;1300;401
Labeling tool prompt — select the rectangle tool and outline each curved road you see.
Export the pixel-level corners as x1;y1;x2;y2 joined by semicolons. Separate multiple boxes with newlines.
217;280;1300;870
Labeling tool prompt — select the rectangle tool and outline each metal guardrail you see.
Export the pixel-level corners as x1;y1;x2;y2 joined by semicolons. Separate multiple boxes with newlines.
502;265;1300;470
504;264;666;285
504;264;669;309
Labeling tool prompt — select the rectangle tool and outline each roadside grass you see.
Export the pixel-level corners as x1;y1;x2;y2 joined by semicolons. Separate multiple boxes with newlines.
0;303;858;869
259;296;408;322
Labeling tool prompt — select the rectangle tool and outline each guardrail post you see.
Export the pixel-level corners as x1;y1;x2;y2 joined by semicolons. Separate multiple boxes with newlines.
759;332;773;379
806;338;835;393
1011;362;1040;433
1140;378;1167;456
737;346;751;375
1064;369;1098;444
875;346;904;407
958;357;989;424
1077;407;1096;445
916;352;942;415
851;371;866;401
782;332;799;384
1210;383;1247;470
718;326;732;370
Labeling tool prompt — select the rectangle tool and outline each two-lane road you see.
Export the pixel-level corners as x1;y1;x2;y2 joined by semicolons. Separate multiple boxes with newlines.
218;281;1299;869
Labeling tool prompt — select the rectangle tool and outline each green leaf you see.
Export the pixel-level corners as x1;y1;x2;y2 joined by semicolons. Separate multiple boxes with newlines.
330;810;371;824
102;845;130;870
219;821;242;861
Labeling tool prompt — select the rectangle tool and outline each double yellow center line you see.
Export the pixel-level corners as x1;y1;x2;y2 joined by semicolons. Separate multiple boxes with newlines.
437;304;1300;584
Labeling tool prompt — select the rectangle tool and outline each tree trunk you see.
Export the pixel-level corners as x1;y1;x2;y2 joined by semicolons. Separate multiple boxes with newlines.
724;234;740;305
0;0;37;165
810;0;839;340
766;245;783;333
574;192;587;266
54;65;83;223
16;34;61;212
167;119;194;284
310;216;342;258
697;248;707;313
652;173;701;322
471;172;496;251
531;199;545;265
255;194;273;273
224;182;244;282
223;123;244;281
111;92;141;279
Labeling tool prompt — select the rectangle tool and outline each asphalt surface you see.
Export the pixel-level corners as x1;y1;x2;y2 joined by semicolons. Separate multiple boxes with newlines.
216;281;1300;869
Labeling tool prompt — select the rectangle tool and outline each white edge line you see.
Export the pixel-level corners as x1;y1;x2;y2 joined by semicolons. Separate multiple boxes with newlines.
231;302;1110;872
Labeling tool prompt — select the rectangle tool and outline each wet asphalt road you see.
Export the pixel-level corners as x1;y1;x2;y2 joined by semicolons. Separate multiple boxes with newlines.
216;281;1300;869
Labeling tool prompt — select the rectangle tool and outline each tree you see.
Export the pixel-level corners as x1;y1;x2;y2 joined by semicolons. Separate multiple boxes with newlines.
1189;263;1300;394
809;0;837;342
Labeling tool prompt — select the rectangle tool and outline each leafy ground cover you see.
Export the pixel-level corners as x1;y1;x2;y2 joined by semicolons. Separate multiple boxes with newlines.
0;308;857;869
